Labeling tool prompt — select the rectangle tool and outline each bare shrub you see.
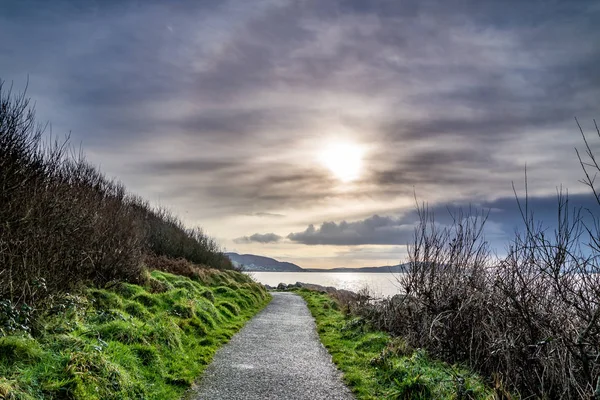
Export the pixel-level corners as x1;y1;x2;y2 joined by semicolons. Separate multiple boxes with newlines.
354;122;600;398
0;81;145;304
140;206;232;270
142;254;213;281
0;81;232;309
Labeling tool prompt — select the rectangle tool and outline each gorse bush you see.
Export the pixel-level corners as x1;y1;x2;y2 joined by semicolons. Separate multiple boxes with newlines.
0;80;232;307
353;121;600;398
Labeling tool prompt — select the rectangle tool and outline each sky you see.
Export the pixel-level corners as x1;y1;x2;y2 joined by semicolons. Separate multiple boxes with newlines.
1;0;599;268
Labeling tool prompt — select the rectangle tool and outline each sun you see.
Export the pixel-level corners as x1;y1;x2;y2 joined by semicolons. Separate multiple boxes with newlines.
318;141;364;182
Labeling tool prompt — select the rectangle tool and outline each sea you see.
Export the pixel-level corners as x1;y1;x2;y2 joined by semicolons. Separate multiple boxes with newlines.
246;271;404;298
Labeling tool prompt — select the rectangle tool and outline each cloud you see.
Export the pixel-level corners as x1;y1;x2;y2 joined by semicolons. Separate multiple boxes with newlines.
287;215;415;245
286;192;600;247
146;160;237;174
234;232;283;244
1;0;599;250
244;212;286;218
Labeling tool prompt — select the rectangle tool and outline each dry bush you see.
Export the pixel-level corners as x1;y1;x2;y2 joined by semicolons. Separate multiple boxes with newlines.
0;81;232;309
0;82;144;305
354;122;600;398
142;254;214;282
140;206;233;270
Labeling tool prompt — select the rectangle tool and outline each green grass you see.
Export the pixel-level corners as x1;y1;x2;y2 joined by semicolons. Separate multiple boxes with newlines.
296;289;493;400
0;270;270;399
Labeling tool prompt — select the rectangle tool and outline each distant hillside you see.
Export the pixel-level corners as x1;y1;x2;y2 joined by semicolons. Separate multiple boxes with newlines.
227;252;408;273
305;264;409;273
226;252;304;272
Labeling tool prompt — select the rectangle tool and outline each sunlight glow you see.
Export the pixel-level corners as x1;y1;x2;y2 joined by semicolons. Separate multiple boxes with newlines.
319;141;364;182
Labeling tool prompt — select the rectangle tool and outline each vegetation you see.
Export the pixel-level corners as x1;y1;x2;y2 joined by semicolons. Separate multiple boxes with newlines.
3;75;598;399
0;81;267;398
0;269;269;399
0;80;233;311
348;122;600;398
296;288;492;400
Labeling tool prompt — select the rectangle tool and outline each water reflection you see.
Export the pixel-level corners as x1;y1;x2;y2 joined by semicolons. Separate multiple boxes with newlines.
248;271;403;298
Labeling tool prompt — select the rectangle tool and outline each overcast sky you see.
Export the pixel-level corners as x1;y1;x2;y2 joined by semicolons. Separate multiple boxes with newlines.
1;0;599;268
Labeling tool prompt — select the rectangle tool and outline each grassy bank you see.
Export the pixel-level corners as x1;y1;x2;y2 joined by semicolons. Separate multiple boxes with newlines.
0;270;270;399
296;289;493;400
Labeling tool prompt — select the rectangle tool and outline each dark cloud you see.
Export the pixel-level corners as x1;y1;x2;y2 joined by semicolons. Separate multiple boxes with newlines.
244;212;286;218
287;192;599;247
367;148;501;189
384;111;578;143
177;108;320;140
288;215;415;245
146;160;236;174
234;233;283;244
157;166;351;214
477;192;600;235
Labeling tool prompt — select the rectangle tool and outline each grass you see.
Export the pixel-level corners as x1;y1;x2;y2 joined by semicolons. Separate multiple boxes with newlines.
295;289;493;400
0;270;270;399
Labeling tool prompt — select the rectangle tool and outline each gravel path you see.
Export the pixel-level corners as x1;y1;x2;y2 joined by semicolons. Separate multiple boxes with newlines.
189;292;355;400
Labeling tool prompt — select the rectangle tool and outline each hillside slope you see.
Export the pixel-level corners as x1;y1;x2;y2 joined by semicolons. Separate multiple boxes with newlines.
225;253;304;272
305;265;409;273
227;252;408;273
